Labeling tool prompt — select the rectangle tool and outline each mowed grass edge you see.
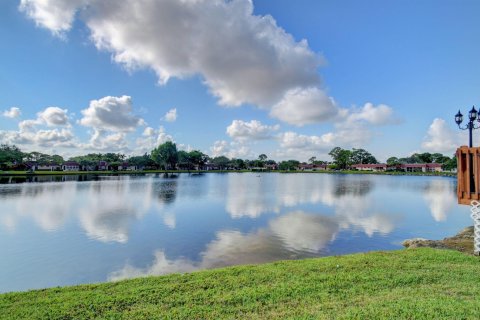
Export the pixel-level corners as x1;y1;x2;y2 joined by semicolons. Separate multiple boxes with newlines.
1;248;480;319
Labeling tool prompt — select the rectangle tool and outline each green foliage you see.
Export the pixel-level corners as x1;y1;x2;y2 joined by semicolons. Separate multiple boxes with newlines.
2;249;480;319
328;147;352;169
442;156;457;171
151;141;178;170
258;154;267;162
350;148;377;164
0;144;24;167
127;154;156;168
211;156;230;169
386;156;400;165
278;160;300;171
231;158;247;169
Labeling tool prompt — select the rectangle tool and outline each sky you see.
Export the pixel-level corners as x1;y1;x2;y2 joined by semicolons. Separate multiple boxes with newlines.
1;0;480;162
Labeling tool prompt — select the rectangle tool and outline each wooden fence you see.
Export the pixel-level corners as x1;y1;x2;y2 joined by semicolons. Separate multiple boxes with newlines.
457;146;480;205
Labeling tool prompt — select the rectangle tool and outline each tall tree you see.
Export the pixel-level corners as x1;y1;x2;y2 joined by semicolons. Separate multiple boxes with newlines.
0;144;24;166
308;156;316;164
258;154;268;162
386;157;400;165
211;156;230;169
328;147;352;169
350;148;377;164
151;141;178;170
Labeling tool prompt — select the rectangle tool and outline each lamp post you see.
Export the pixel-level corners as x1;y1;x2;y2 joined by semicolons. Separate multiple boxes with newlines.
455;106;480;147
456;106;480;193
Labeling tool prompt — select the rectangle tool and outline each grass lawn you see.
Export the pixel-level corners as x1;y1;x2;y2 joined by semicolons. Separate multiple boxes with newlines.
1;248;479;319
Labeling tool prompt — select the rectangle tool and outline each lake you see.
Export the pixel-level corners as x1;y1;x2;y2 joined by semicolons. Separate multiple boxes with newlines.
0;173;469;293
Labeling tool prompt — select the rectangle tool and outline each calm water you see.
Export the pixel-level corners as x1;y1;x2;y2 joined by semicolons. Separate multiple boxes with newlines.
0;173;469;293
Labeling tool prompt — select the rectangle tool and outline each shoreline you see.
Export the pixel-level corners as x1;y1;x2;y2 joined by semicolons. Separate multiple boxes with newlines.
0;169;456;178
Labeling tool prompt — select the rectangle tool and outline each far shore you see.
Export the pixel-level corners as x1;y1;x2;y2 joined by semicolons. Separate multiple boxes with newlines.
0;169;456;178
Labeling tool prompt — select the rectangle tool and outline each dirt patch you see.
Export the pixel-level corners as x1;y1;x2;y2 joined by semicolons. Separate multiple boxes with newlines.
402;226;475;254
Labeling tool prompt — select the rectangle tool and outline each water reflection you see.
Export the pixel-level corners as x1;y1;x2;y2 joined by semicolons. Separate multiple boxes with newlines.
423;180;456;222
109;210;338;281
0;173;467;292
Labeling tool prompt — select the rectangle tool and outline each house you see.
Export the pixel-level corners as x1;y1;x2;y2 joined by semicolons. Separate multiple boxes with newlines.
204;163;219;170
24;161;38;171
98;161;109;171
351;163;388;172
37;162;61;171
399;163;443;173
299;163;328;171
265;163;278;171
62;161;80;171
118;162;137;171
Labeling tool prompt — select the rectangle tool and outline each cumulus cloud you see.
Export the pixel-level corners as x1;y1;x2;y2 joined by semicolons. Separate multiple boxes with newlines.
19;0;88;36
19;0;326;110
84;130;129;151
163;108;177;122
79;95;144;132
37;106;69;126
270;87;338;126
422;118;463;154
342;103;398;126
226;120;279;141
135;126;174;154
210;140;252;158
0;106;75;148
2;107;21;119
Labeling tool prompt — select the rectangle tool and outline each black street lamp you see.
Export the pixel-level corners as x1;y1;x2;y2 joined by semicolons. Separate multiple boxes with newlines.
455;106;480;147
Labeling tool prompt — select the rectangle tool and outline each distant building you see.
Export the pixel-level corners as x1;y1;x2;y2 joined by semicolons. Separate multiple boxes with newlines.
98;161;109;171
62;161;80;171
351;163;387;172
400;163;443;173
298;163;328;171
118;163;137;171
37;162;61;171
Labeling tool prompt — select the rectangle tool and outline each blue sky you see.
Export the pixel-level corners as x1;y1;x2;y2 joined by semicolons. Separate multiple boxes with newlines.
1;0;479;162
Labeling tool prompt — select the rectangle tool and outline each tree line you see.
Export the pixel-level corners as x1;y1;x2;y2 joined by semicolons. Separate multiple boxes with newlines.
0;143;457;171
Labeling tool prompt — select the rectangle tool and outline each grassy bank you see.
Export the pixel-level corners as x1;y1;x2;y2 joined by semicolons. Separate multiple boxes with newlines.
1;248;479;319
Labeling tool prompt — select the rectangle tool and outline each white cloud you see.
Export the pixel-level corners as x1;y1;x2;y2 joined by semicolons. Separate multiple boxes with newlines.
270;87;338;126
84;130;129;152
0;106;75;148
19;0;322;109
163;108;177;122
210;140;252;159
226;120;279;141
2;107;21;119
37;106;69;126
79;95;144;132
422;118;463;154
19;0;88;36
342;103;397;126
136;126;174;154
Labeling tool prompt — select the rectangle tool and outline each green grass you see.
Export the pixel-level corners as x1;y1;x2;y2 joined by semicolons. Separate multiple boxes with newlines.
1;248;479;319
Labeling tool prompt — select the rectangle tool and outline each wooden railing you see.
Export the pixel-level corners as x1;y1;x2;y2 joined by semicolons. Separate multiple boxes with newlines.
457;146;480;205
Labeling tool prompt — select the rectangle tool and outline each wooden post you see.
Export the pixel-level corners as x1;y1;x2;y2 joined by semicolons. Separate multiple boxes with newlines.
457;146;480;205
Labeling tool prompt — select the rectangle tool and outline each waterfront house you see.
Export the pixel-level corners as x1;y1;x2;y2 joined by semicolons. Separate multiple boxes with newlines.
351;163;388;172
298;163;328;171
24;161;38;172
98;161;109;171
62;161;80;171
399;163;443;173
37;162;61;171
118;162;137;171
